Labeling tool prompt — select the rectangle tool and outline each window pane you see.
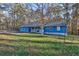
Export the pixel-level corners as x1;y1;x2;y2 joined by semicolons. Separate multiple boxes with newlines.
57;26;60;31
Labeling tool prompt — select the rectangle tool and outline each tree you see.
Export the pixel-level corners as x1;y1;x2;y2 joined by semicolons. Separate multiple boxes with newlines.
71;3;79;35
11;3;30;31
31;3;47;34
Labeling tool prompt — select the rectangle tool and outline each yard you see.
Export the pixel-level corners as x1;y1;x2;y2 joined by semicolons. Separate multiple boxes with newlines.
0;33;79;56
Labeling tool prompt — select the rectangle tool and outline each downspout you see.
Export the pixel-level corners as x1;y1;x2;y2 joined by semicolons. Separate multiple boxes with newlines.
41;3;44;35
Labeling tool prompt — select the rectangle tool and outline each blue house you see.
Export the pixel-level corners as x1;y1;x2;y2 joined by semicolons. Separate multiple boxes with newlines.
19;26;30;32
44;21;67;36
19;21;67;36
19;23;30;32
19;22;43;33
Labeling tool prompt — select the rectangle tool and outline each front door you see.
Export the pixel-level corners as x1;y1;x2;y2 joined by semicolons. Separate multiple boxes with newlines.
77;29;79;35
29;27;31;32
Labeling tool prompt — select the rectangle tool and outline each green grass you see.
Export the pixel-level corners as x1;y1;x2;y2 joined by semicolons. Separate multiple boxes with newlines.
0;33;79;56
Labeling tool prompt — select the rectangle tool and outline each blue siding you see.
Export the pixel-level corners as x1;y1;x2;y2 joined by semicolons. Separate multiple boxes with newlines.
44;26;67;33
20;27;30;32
19;22;67;36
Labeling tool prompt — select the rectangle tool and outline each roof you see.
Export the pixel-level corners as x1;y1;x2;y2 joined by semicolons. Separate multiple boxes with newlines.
20;21;66;28
45;21;67;26
20;21;42;27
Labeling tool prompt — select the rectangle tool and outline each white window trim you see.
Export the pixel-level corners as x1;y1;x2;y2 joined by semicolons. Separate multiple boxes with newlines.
57;26;60;31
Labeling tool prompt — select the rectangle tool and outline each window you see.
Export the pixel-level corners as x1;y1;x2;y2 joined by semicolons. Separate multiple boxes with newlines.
21;28;25;31
57;26;60;31
49;26;52;30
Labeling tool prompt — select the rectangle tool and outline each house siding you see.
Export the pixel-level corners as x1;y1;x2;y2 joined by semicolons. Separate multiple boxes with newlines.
19;27;30;32
19;22;67;36
44;26;67;35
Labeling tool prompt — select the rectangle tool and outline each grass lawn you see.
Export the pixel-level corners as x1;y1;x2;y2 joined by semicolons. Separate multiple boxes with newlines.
0;33;79;56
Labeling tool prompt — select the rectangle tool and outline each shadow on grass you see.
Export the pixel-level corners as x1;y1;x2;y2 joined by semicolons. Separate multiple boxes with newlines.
0;37;79;45
0;33;48;38
18;39;79;45
14;35;48;38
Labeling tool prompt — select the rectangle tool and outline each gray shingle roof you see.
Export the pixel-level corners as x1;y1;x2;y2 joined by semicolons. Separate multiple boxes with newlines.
45;21;66;26
20;21;42;27
20;21;66;27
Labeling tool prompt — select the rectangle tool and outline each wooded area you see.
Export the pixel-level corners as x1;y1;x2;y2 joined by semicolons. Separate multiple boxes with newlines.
0;3;79;35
